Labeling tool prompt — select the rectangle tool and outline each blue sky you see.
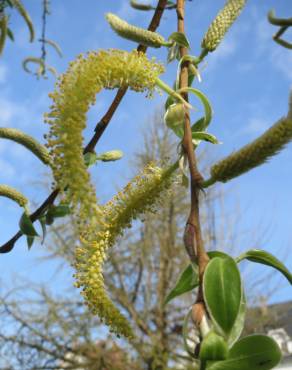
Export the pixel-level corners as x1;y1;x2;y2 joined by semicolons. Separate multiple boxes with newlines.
0;0;291;304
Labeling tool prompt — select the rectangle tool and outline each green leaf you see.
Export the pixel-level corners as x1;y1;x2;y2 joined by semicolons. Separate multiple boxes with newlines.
45;212;54;225
203;256;242;337
47;204;71;218
168;32;190;49
19;212;39;237
192;131;220;146
164;264;199;305
236;249;292;284
84;152;98;167
207;251;230;259
207;335;282;370
200;331;228;361
227;291;246;347
167;43;180;63
26;235;34;250
178;87;212;130
38;216;47;244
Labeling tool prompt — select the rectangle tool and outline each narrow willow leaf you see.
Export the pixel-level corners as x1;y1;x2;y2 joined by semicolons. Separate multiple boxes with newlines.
19;212;38;237
164;264;199;305
27;235;34;250
207;250;230;259
203;256;241;337
169;32;190;48
10;0;34;42
167;43;180;63
192;131;220;146
38;216;47;244
7;27;14;41
236;249;292;284
84;152;98;167
200;331;228;361
39;38;63;57
177;87;212;129
207;335;282;370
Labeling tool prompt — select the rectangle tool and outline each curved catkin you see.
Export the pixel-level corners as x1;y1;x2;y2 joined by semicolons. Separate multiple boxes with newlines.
0;15;8;56
0;184;28;210
0;128;50;165
130;0;154;11
106;13;168;48
45;49;164;337
74;163;177;337
201;0;247;52
10;0;34;42
209;116;292;183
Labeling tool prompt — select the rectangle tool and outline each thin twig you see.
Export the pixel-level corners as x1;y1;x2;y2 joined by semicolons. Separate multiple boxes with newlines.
0;0;169;253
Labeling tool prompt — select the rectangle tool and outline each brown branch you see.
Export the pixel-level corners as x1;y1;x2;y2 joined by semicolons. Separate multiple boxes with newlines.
0;0;169;254
176;0;209;336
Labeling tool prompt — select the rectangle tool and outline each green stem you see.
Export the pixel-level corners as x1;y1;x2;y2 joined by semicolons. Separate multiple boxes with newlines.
201;177;216;188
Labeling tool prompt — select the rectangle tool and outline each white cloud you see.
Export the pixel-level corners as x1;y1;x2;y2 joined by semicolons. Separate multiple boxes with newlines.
241;117;269;136
116;2;137;21
204;36;237;71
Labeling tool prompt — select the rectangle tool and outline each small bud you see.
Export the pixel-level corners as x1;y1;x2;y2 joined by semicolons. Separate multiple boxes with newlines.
97;150;123;162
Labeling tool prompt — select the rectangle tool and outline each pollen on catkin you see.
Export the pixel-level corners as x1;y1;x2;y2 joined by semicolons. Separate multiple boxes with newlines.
45;49;165;337
209;115;292;183
201;0;247;52
45;49;164;222
74;162;177;338
0;128;50;165
106;13;169;48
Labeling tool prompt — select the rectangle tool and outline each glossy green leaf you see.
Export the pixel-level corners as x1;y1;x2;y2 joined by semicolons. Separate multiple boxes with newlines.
207;251;230;259
203;256;241;337
27;235;34;250
19;212;39;237
200;331;228;361
227;290;246;347
164;264;199;305
236;249;292;284
84;152;98;167
168;32;190;49
207;335;282;370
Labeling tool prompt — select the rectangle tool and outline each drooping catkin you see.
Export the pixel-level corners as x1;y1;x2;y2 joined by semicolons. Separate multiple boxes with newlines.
130;0;154;11
0;128;50;165
10;0;34;42
106;13;169;48
208;114;292;184
74;162;177;338
0;184;28;210
201;0;247;52
45;49;165;337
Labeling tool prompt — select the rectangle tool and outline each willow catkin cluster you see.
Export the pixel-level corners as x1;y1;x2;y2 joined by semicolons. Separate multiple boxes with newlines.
106;13;169;48
0;184;28;211
209;115;292;183
74;163;177;338
45;49;165;336
0;127;50;165
201;0;247;52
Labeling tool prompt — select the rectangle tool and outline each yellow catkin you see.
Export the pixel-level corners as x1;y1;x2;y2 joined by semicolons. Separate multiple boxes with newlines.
0;184;28;210
74;163;177;338
106;13;168;48
201;0;247;52
209;115;292;184
0;128;50;165
45;49;165;337
10;0;34;42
